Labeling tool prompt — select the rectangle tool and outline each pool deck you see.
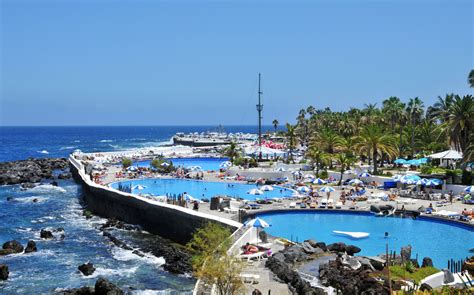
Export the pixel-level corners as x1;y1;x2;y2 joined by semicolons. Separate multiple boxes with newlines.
83;158;473;294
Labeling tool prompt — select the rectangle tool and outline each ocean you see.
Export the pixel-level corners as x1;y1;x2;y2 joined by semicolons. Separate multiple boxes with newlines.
0;125;277;294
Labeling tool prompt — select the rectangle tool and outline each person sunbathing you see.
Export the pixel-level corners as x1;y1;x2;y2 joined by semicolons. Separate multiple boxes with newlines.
244;243;260;254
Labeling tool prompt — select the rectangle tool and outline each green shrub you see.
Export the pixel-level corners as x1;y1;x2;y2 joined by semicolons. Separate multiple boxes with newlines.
319;170;328;179
420;165;433;174
122;158;132;168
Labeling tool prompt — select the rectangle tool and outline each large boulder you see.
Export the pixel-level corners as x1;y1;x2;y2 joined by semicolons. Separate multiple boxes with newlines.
1;240;24;255
0;264;8;280
421;257;433;268
282;245;308;263
78;263;96;276
315;242;327;252
342;254;362;270
94;278;124;295
24;240;37;253
327;242;347;253
356;257;376;271
305;239;318;248
346;245;361;256
400;245;412;262
40;229;54;239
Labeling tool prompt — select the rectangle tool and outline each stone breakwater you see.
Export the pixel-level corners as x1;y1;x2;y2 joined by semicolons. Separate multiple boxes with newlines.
0;158;70;185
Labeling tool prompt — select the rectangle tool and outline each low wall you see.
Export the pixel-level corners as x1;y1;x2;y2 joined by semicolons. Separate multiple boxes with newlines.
69;156;241;244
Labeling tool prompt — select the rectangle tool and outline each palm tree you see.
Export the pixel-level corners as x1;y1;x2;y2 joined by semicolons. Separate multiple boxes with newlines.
463;134;474;163
335;153;355;185
306;147;329;177
272;119;279;133
285;123;297;163
382;97;405;133
469;70;474;88
224;142;240;164
353;125;398;174
440;95;473;153
406;97;425;156
311;128;343;154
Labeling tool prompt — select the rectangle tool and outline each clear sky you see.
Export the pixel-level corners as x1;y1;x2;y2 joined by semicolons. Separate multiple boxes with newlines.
1;0;472;126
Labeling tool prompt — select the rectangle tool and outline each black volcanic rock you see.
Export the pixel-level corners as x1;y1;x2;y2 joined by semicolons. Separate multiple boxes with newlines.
24;240;37;253
0;264;9;280
40;229;54;239
0;158;69;185
95;278;124;295
78;263;95;276
346;245;361;256
0;240;24;255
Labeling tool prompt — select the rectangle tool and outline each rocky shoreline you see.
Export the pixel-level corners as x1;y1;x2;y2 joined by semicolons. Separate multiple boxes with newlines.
0;157;71;185
97;217;192;274
266;240;392;294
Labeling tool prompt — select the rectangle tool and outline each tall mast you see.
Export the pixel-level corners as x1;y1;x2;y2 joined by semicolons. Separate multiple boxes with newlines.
256;73;263;160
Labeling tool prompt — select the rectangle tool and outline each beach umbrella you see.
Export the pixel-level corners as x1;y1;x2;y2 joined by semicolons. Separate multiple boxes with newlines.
415;178;428;185
275;167;286;172
189;166;202;172
358;172;371;178
425;179;442;186
303;174;315;179
132;185;146;190
319;186;335;193
464;186;474;193
349;179;364;186
127;166;138;171
161;162;170;167
297;186;311;193
245;217;270;228
399;174;421;184
319;186;335;205
248;189;264;195
291;171;303;176
312;178;326;185
244;217;270;245
343;169;355;175
394;159;407;164
393;174;403;181
219;161;232;168
260;185;274;191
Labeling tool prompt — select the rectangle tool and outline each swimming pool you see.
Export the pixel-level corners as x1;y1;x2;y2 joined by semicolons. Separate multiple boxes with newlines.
134;157;229;171
257;211;473;268
110;178;294;201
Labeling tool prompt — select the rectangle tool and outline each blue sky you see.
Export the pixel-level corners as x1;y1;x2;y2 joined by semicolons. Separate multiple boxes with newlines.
1;0;472;126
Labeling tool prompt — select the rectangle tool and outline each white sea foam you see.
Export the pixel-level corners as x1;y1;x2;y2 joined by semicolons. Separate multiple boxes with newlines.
15;196;49;203
111;247;165;267
29;184;67;194
38;150;49;154
99;139;114;143
108;144;121;149
85;266;138;279
60;146;76;150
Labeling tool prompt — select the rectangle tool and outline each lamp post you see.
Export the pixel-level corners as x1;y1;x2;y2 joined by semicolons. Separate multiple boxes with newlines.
256;73;263;161
385;232;392;293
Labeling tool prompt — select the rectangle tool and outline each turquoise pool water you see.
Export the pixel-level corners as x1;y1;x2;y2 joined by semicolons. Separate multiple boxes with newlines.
110;178;293;201
258;211;473;268
134;157;229;171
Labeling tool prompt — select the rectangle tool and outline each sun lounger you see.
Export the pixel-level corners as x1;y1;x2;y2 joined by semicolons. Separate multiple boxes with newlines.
309;202;317;208
327;199;334;208
289;202;296;208
335;201;343;209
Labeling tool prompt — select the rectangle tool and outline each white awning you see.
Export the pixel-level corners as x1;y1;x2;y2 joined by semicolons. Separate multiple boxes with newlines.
428;149;463;160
